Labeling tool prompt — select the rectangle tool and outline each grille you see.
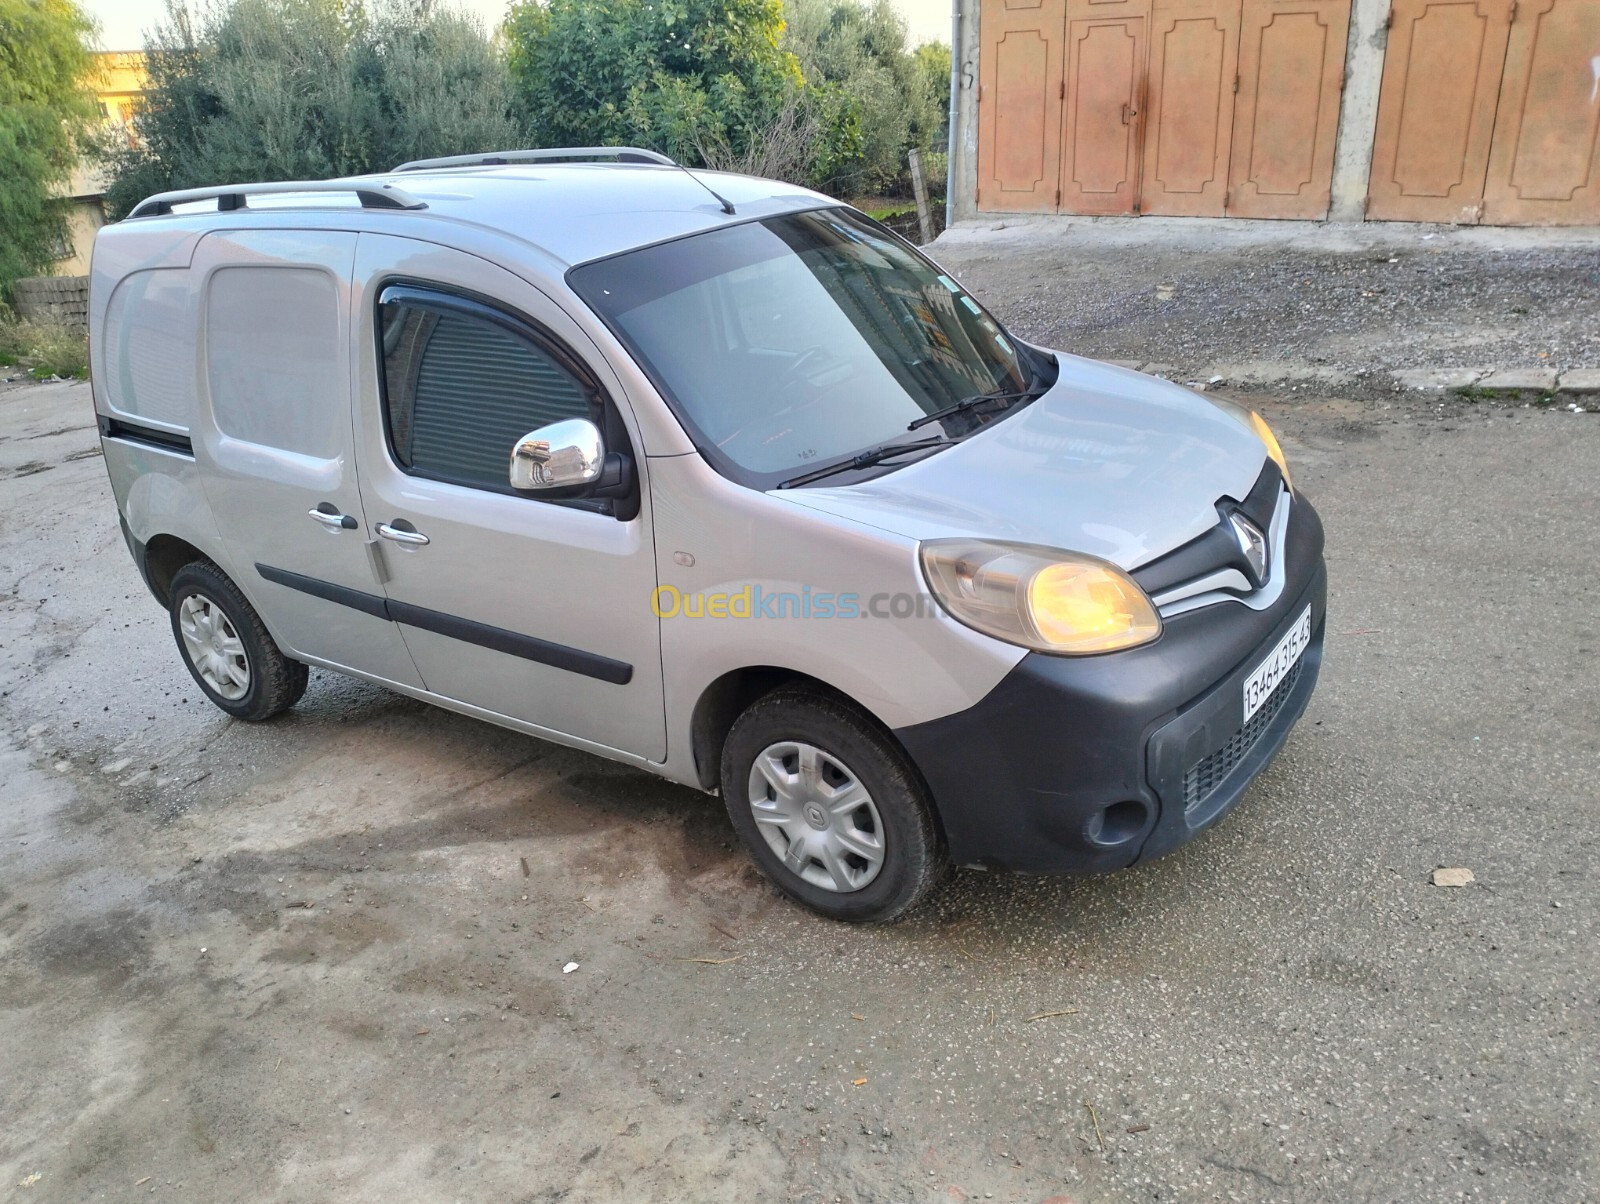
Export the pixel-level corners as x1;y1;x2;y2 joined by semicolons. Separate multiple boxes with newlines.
1183;659;1303;812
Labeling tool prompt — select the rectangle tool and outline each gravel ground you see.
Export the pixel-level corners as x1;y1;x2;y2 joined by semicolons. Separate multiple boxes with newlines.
929;218;1600;390
2;371;1597;1203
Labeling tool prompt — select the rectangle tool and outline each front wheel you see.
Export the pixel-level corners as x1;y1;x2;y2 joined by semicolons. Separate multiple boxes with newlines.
169;561;308;721
720;688;945;922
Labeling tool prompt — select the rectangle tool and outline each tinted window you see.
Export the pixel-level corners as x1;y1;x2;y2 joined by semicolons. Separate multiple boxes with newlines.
207;266;343;457
570;208;1035;485
379;293;595;491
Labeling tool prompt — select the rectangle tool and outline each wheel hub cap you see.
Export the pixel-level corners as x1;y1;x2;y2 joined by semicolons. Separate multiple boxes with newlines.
178;593;251;702
747;741;885;893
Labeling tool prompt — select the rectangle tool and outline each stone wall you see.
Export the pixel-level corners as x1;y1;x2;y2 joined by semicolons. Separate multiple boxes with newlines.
12;276;90;328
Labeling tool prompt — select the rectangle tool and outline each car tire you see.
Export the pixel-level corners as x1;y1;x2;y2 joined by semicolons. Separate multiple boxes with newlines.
721;686;945;922
169;561;308;721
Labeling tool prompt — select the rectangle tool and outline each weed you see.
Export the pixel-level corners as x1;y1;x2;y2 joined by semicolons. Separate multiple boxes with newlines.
1453;384;1557;407
0;320;89;381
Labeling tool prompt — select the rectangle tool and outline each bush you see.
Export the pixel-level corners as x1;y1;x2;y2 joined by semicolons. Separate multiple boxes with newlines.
0;0;99;303
101;0;521;220
0;320;89;380
781;0;945;194
504;0;807;172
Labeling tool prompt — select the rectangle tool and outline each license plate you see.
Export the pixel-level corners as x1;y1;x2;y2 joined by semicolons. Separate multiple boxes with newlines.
1243;606;1312;722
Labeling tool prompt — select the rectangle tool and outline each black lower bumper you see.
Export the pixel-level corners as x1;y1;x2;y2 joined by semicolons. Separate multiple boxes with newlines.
896;493;1326;874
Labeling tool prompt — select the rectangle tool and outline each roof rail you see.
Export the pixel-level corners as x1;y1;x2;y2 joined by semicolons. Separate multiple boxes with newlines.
392;147;674;172
127;180;426;219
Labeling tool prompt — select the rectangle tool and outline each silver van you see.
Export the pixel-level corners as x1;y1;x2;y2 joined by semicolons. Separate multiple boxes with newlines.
91;148;1325;921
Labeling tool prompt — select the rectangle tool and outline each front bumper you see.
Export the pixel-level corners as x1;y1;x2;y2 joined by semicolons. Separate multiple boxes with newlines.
895;492;1326;874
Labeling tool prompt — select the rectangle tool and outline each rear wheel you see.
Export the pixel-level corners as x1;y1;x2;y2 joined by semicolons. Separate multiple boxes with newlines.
721;687;945;922
169;561;308;721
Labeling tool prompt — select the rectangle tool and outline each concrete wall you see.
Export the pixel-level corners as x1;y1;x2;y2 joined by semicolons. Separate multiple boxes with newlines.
12;276;90;329
56;200;106;278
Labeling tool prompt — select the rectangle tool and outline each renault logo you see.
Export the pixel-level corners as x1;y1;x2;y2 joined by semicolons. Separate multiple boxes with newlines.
1229;512;1269;584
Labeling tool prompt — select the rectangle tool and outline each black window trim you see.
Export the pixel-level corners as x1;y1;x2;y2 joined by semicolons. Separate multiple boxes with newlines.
98;414;195;457
373;278;625;514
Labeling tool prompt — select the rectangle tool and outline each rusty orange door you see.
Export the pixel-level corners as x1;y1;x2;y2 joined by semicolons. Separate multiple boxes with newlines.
1060;0;1148;213
1226;0;1350;217
1480;0;1600;223
1367;0;1516;221
977;0;1068;212
1141;0;1241;216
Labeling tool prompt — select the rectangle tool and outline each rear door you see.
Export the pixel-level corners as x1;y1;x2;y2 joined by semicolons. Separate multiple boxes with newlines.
349;233;665;760
192;228;423;686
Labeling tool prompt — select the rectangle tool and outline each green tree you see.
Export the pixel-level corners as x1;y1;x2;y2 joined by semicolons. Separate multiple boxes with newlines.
503;0;805;172
781;0;943;193
0;0;98;301
102;0;521;220
913;39;951;139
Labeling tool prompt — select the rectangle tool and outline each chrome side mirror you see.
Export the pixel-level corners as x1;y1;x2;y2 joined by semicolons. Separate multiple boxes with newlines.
509;418;605;491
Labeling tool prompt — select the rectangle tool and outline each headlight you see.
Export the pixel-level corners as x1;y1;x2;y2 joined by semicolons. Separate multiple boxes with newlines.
1246;410;1293;493
1212;398;1292;492
919;539;1161;655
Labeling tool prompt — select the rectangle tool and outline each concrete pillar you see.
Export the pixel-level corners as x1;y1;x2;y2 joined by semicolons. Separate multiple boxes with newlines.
947;0;981;223
1328;0;1392;221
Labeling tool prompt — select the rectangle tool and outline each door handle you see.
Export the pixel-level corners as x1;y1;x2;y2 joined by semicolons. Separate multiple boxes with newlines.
376;520;430;546
1121;103;1138;125
309;505;357;530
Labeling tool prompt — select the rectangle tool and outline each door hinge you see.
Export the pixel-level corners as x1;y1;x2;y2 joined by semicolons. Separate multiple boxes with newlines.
1383;9;1394;28
1223;189;1231;208
1508;0;1517;18
1233;74;1240;94
1059;80;1066;99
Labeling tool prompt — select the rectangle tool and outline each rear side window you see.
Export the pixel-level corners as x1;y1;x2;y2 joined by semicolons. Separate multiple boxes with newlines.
378;290;597;492
206;266;344;458
102;268;197;430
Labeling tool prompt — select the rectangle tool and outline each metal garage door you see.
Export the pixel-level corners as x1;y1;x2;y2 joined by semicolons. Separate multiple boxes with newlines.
976;0;1351;217
1367;0;1600;223
977;0;1067;212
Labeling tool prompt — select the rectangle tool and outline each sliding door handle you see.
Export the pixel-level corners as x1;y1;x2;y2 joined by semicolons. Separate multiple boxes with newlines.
376;520;430;546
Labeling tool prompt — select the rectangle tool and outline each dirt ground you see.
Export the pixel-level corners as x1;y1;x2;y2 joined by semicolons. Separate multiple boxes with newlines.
2;290;1598;1200
930;219;1600;388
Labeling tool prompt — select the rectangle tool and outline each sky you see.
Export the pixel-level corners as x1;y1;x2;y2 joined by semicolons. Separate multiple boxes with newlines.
83;0;952;52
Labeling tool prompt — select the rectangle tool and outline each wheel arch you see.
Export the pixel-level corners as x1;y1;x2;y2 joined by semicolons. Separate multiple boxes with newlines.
139;533;213;608
688;665;923;797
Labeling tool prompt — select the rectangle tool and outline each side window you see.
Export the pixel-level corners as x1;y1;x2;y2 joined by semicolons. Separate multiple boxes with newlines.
207;266;343;457
378;290;598;492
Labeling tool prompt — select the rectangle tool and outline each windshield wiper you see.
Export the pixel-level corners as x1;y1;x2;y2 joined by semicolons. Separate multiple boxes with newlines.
778;435;952;489
907;384;1049;432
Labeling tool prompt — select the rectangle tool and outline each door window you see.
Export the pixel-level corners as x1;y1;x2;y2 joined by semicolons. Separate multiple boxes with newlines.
378;288;599;492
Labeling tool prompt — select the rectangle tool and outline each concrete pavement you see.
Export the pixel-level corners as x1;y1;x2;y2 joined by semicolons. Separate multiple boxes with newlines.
1;379;1596;1202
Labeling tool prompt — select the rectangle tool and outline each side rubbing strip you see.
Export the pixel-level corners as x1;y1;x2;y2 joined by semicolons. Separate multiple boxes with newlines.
99;415;194;456
255;563;390;619
387;600;634;685
253;564;633;685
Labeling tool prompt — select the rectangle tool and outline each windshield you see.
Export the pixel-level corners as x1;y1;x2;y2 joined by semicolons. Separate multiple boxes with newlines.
569;207;1042;488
